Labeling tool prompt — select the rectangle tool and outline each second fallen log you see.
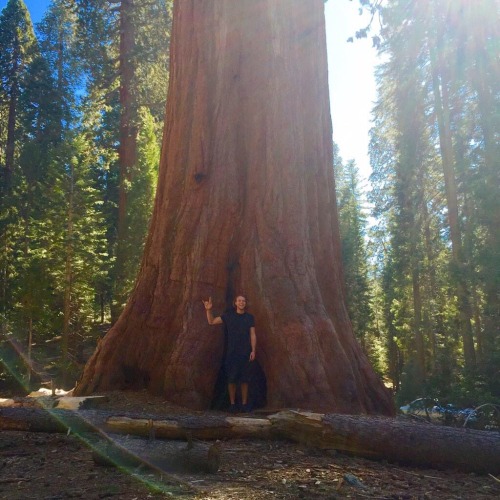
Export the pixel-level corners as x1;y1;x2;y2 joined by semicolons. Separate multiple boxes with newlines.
269;410;500;474
94;433;221;474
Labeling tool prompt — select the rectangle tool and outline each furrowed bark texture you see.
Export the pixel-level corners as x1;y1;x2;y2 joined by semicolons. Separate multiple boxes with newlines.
75;0;393;415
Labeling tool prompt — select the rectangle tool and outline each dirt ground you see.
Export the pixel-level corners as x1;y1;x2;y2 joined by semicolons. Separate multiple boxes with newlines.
1;390;499;500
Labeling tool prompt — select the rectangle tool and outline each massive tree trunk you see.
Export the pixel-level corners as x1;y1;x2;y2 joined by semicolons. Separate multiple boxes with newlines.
75;0;393;415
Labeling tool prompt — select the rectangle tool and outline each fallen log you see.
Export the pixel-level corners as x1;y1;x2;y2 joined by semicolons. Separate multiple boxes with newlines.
4;394;109;410
94;434;221;474
0;407;221;475
0;406;272;440
0;407;203;494
0;407;99;433
1;407;499;474
269;410;500;474
105;414;272;440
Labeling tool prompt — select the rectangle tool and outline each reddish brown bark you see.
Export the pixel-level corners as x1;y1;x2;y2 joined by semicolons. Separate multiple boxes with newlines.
269;411;500;474
75;0;393;415
117;0;137;244
113;0;138;320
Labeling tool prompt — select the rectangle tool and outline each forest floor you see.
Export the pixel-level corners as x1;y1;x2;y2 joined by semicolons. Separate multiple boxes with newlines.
1;390;499;500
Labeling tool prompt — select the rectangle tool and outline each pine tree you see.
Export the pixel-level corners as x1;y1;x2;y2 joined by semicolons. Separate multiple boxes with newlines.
73;0;172;320
0;0;37;188
334;152;374;358
369;0;499;403
460;0;500;391
37;0;81;137
44;134;108;385
0;0;38;343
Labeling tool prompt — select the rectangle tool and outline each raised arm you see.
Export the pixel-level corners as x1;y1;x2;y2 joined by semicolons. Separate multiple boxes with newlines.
202;297;223;325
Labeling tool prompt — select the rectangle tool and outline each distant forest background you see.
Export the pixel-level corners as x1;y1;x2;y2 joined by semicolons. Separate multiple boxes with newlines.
1;0;498;406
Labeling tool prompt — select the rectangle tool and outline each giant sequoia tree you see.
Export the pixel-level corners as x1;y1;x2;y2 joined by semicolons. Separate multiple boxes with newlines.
76;0;393;415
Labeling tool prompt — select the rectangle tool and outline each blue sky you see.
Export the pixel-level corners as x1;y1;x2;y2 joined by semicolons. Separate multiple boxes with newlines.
1;0;379;182
325;1;378;184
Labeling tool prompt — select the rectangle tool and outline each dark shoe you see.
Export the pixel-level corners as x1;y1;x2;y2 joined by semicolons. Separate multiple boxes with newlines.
228;404;238;414
240;403;252;413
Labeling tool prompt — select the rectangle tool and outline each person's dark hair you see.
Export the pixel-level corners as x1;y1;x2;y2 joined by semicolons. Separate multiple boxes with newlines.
232;294;248;308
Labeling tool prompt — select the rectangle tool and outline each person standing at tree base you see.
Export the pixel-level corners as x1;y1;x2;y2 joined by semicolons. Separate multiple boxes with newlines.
203;295;256;413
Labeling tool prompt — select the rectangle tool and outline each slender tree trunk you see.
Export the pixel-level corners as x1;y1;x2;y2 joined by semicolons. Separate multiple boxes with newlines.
1;34;20;330
472;65;500;362
408;205;425;386
100;294;105;324
412;166;425;381
386;309;401;392
27;315;33;385
430;48;476;371
5;60;19;189
411;264;425;380
117;0;137;244
462;192;484;365
113;0;138;321
422;203;437;371
76;0;393;415
394;77;426;389
62;163;74;384
445;0;499;379
55;23;64;139
0;238;7;337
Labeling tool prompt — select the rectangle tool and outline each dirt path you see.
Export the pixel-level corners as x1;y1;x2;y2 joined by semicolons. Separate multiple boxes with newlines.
1;390;499;499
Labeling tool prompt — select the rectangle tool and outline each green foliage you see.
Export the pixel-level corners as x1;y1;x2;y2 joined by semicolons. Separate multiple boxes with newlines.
0;0;38;184
334;147;384;373
335;158;370;330
112;107;161;310
0;0;37;89
1;0;40;334
73;0;172;319
370;0;500;403
37;0;82;129
0;0;172;389
46;135;109;323
395;358;424;407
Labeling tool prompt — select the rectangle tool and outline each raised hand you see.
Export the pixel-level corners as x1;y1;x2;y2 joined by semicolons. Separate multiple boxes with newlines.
202;297;213;310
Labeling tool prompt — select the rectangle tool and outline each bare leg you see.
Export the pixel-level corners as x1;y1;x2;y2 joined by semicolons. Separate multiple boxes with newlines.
241;383;249;405
228;383;237;405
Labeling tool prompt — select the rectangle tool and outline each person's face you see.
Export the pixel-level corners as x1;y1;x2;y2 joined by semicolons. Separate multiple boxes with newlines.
234;296;247;312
